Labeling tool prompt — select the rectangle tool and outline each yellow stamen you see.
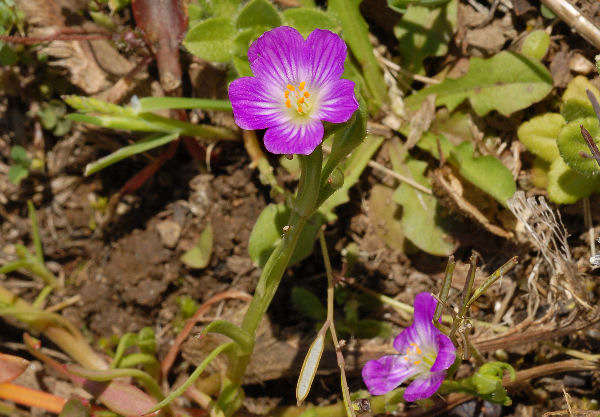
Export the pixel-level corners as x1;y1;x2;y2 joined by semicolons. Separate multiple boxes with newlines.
297;97;305;104
416;346;422;354
285;99;291;108
299;81;305;90
284;90;289;98
414;360;421;365
297;106;303;113
287;84;295;91
404;356;409;361
304;91;310;98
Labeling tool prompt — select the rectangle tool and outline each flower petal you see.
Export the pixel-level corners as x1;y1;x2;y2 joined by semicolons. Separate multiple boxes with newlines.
263;119;324;155
393;322;419;353
362;355;417;396
314;79;358;123
249;26;307;89
412;292;439;346
229;77;289;130
305;29;347;87
430;334;456;372
403;371;445;402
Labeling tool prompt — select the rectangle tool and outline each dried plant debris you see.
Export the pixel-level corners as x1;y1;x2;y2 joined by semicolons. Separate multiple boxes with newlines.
507;191;590;310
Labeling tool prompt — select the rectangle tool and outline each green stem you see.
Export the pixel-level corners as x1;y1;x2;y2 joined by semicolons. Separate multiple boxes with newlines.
227;148;323;394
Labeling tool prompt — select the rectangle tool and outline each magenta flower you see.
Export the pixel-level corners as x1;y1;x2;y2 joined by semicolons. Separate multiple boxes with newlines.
362;292;456;402
228;26;359;155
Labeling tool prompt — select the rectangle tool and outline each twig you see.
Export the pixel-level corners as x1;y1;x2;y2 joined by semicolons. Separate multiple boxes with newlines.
541;0;600;49
319;229;356;417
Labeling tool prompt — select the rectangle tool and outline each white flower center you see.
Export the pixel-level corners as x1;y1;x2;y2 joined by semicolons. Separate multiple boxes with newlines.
403;342;436;371
284;81;312;115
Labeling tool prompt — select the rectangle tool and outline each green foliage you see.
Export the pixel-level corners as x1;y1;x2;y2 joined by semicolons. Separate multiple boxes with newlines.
388;0;452;13
0;0;23;66
520;29;550;60
328;0;387;110
557;117;600;176
447;362;515;405
8;145;30;185
292;286;390;339
450;141;516;207
388;142;456;255
183;18;237;63
36;100;72;136
65;95;237;175
405;51;553;116
236;0;281;28
281;8;338;36
180;224;213;269
248;203;325;268
394;0;457;74
517;76;600;203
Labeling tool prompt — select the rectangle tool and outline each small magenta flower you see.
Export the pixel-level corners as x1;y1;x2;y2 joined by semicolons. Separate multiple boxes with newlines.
228;26;359;155
362;292;456;402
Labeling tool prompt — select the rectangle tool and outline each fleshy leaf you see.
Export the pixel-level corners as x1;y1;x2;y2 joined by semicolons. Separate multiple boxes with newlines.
560;99;595;122
547;157;600;204
248;204;324;268
557;117;600;176
394;0;457;74
180;223;213;269
0;353;29;383
562;75;600;103
183;17;236;62
281;7;339;36
405;51;553;116
235;0;281;29
449;141;516;207
517;113;564;162
520;29;550;60
58;398;90;417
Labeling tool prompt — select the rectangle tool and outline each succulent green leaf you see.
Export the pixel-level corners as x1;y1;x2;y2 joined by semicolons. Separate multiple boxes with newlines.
405;51;553;116
10;145;29;165
562;75;600;103
236;0;281;29
392;156;455;256
449;141;516;206
517;113;564;162
281;7;338;36
190;0;240;21
180;223;213;269
202;319;253;353
248;203;325;268
557;117;600;176
84;132;179;176
394;0;457;74
520;29;550;60
292;287;327;321
183;17;236;63
547;157;600;204
561;99;595;122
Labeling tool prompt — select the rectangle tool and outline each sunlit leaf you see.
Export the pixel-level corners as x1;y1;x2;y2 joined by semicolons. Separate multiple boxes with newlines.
547;157;600;204
281;7;338;36
180;223;213;269
405;51;553;116
394;0;457;74
183;17;236;62
517;113;564;163
557;117;600;176
236;0;281;29
520;29;550;60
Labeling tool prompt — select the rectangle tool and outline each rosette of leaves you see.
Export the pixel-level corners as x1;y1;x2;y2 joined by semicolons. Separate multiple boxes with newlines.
517;76;600;203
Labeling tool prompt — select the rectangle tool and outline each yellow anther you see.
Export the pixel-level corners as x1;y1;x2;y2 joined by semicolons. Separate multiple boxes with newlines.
285;99;291;108
297;106;303;113
304;91;310;98
284;90;289;98
416;346;422;355
297;97;305;104
414;360;421;365
404;356;409;361
287;84;295;90
299;81;305;90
